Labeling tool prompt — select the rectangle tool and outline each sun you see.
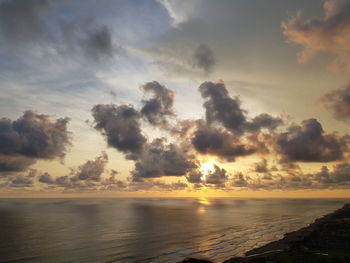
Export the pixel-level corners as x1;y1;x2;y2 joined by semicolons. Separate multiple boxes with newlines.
199;161;215;181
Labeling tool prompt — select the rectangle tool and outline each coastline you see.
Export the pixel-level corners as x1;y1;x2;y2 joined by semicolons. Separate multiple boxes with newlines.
180;203;350;263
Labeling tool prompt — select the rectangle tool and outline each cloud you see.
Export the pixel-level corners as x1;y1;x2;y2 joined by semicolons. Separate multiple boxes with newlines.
6;169;44;188
0;110;71;172
0;111;71;159
193;44;215;74
0;155;36;173
38;153;110;190
316;163;350;184
39;153;109;190
204;165;228;186
70;152;108;181
100;175;127;190
80;26;114;62
126;179;188;191
92;104;146;159
152;181;188;191
0;0;50;45
185;170;203;184
0;0;117;65
140;81;175;127
38;172;55;184
253;159;269;173
245;113;284;132
156;0;197;27
231;172;248;187
10;175;34;188
321;85;350;120
276;118;348;162
81;80;350;192
282;0;350;72
191;123;255;161
199;81;247;134
132;138;197;181
170;82;283;160
230;161;350;190
199;81;282;134
185;164;229;188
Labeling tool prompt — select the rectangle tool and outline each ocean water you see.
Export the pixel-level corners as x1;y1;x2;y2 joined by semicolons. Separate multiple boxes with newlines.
0;198;348;263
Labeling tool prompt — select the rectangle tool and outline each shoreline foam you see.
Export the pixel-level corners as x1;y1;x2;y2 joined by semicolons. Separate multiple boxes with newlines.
180;203;350;263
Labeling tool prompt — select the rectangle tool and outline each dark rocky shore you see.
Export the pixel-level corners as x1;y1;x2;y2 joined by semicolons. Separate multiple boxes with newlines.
180;203;350;263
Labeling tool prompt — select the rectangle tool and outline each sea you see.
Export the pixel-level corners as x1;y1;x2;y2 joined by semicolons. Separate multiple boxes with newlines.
0;198;348;263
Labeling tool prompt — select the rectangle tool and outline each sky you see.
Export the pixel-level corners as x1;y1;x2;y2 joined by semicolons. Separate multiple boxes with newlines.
1;0;350;198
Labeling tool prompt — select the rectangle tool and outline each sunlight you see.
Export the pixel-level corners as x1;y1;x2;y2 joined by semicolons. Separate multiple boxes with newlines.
199;161;215;181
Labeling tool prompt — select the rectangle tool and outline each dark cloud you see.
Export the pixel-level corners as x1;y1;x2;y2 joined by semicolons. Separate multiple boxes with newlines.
246;113;283;132
10;175;34;187
126;179;188;191
80;26;114;62
253;159;269;173
41;174;102;190
152;181;188;191
0;0;50;45
321;85;350;120
70;152;108;181
282;0;350;72
140;81;175;127
276;118;347;162
92;104;146;159
7;169;43;187
38;153;110;190
0;0;117;65
331;163;350;182
192;124;255;161
54;175;72;188
0;111;71;159
100;175;127;190
38;152;113;191
199;81;247;134
110;169;118;176
0;155;36;173
205;165;228;186
38;172;55;184
230;161;350;190
91;101;197;183
132;138;197;181
185;170;203;184
315;163;350;184
231;172;248;187
0;111;71;172
193;44;215;74
185;164;229;187
199;81;282;134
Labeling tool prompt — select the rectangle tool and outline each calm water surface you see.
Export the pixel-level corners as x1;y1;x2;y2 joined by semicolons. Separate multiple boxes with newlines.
0;198;348;263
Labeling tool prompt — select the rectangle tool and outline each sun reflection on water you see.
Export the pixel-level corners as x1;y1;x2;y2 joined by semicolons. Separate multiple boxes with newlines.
197;197;210;213
198;197;210;205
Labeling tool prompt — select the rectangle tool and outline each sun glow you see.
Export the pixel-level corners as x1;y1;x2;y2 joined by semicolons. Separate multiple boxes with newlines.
199;161;215;181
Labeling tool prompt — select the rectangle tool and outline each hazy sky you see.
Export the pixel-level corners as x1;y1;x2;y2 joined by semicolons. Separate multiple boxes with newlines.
1;0;350;197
